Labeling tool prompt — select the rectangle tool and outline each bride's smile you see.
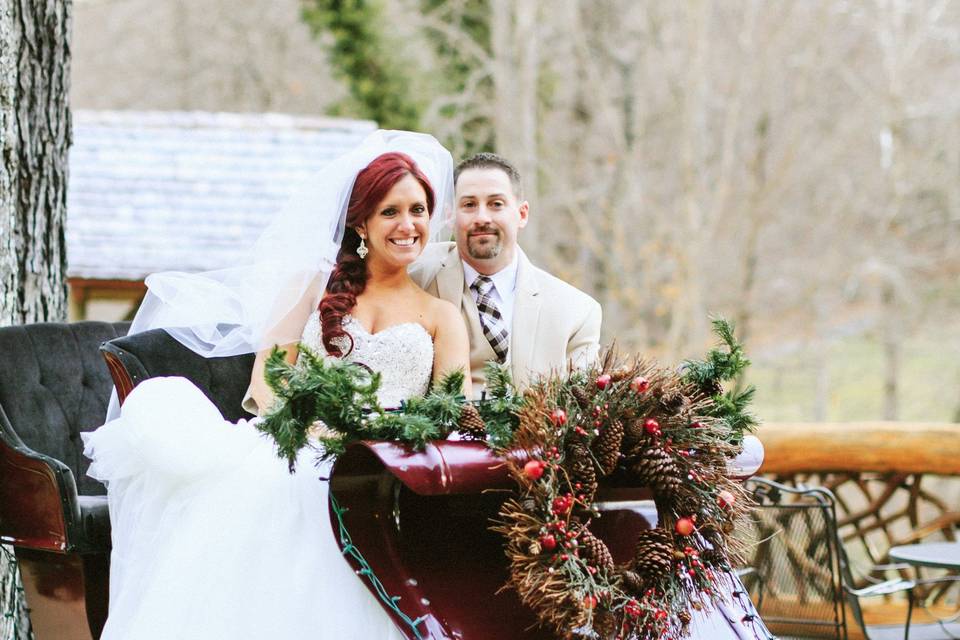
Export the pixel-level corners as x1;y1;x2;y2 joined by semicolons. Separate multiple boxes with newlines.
359;173;431;268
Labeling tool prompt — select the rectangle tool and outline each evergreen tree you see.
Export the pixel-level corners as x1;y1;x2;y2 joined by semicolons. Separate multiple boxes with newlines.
301;0;495;155
301;0;422;130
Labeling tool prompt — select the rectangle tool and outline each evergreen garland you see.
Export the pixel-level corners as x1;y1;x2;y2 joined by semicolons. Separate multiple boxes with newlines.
477;361;523;448
681;318;758;446
257;345;467;470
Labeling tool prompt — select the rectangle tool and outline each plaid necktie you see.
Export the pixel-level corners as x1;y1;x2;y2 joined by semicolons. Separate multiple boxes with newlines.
471;275;509;363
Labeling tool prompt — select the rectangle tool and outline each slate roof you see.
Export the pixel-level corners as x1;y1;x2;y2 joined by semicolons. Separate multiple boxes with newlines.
67;110;377;281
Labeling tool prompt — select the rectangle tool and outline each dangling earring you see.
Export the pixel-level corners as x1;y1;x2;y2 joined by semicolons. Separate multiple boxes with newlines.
357;236;369;259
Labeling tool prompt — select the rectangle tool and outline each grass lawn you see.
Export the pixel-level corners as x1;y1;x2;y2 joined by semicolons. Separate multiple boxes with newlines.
747;328;960;423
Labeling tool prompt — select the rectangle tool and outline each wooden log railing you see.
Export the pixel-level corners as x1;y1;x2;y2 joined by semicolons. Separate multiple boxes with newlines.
759;422;960;475
752;422;960;636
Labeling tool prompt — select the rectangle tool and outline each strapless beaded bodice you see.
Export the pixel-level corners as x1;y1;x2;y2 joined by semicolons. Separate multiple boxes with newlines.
299;313;434;408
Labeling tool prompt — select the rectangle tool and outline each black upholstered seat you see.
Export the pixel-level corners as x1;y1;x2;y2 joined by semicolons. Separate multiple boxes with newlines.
0;321;129;640
101;328;255;423
0;321;128;512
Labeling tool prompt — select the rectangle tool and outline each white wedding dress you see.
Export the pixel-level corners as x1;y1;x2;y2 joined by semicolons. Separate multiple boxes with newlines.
83;313;434;640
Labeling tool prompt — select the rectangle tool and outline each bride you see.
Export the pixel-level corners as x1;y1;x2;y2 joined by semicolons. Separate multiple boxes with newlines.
83;131;470;639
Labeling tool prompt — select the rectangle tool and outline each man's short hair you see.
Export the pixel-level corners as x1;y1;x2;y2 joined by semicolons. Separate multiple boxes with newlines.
454;152;523;199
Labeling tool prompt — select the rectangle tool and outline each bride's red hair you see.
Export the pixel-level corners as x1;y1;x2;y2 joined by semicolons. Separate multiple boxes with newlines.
319;152;435;356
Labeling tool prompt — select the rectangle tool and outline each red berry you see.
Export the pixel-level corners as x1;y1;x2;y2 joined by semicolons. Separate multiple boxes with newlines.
630;376;650;393
540;534;557;550
583;595;598;609
718;489;736;508
596;374;612;390
552;495;573;515
690;421;704;429
643;418;661;436
675;517;695;536
654;609;668;620
523;460;546;480
550;408;568;427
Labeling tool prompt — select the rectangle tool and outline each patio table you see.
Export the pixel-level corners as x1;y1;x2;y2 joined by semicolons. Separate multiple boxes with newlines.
889;542;960;571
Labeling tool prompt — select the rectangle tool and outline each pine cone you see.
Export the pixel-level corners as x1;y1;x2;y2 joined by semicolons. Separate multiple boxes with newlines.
579;529;615;575
610;365;632;382
457;403;486;439
592;419;624;476
629;447;683;497
564;442;598;502
623;418;658;447
659;389;686;412
699;548;725;567
593;610;618;639
678;610;692;628
699;378;723;398
570;385;592;409
633;527;674;582
620;570;644;595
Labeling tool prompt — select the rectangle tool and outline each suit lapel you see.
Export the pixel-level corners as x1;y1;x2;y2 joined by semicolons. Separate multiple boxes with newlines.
436;248;465;308
510;250;542;385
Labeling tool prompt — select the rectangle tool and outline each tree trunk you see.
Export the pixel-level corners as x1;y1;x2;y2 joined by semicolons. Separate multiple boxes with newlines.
881;283;900;421
490;0;540;259
0;0;71;637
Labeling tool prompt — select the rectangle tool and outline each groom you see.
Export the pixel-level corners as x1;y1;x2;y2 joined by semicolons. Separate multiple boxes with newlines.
410;152;601;394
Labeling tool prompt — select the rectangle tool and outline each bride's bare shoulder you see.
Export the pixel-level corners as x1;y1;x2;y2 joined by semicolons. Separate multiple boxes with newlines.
416;290;460;335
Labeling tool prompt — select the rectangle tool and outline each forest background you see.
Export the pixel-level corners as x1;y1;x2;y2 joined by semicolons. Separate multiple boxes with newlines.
71;0;960;424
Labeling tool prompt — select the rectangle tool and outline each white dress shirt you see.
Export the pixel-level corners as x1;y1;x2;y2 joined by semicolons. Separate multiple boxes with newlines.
461;253;519;330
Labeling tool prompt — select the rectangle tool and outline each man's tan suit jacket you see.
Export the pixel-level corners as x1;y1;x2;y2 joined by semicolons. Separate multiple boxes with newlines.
409;242;602;392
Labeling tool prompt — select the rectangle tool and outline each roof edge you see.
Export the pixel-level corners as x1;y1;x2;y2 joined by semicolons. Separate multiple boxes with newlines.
72;109;378;132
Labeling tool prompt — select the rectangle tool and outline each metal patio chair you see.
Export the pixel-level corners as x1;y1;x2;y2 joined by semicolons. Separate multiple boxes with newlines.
743;476;960;640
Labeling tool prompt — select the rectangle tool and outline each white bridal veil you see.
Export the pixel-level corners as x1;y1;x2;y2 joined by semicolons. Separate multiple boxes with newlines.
109;130;454;418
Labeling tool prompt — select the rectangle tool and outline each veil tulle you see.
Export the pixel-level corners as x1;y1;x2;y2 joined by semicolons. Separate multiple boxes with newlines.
107;129;454;420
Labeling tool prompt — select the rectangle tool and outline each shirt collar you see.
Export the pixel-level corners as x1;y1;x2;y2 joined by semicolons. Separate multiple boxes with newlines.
462;252;520;295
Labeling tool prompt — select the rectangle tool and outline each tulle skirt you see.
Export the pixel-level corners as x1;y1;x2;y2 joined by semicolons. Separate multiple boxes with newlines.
83;376;405;640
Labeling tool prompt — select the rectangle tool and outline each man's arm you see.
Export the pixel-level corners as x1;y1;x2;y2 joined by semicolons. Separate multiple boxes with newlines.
567;299;602;369
408;241;454;290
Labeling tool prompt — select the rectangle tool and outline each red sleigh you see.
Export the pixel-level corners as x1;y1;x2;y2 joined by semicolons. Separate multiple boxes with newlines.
328;440;666;639
0;323;762;639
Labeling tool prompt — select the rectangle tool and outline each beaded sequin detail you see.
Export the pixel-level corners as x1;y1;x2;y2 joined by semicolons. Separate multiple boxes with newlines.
299;312;433;408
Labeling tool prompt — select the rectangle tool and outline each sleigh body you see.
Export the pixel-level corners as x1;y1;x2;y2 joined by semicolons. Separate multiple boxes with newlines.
329;440;662;639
